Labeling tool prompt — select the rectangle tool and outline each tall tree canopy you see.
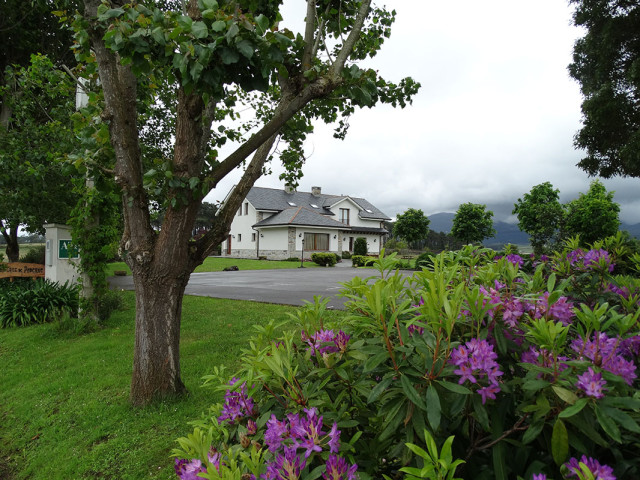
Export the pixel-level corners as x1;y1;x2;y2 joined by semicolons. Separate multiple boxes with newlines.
0;55;78;261
569;0;640;178
563;180;620;245
451;203;496;245
392;208;430;248
512;182;564;256
75;0;419;405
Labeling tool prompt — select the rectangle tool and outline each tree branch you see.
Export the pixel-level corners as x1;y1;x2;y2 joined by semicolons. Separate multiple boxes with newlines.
330;0;371;76
302;0;317;70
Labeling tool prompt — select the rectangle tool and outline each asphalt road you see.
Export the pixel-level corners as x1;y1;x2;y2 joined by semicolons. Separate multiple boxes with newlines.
108;265;388;309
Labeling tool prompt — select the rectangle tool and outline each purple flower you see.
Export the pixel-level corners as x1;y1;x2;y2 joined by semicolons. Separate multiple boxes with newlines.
583;249;615;272
218;379;256;424
506;254;524;267
532;474;547;480
571;332;637;385
305;330;350;356
292;408;326;458
175;458;206;480
327;422;340;454
323;455;358;480
264;414;291;453
521;347;569;374
535;292;574;326
564;455;616;480
618;335;640;360
502;299;526;328
450;338;503;404
576;367;607;399
263;446;307;480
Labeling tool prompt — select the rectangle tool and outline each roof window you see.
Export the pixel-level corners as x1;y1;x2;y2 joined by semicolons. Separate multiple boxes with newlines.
287;201;297;206
365;209;373;213
310;204;319;209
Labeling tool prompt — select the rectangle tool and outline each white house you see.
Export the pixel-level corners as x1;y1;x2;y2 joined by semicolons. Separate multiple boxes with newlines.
221;185;390;260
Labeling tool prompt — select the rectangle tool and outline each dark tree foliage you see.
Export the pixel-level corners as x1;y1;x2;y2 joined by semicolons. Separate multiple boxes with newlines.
451;203;496;245
569;0;640;178
563;180;620;245
392;208;430;248
513;182;564;256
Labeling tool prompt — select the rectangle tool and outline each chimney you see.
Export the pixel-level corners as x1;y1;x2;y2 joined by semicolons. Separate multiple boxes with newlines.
311;186;321;196
284;184;296;194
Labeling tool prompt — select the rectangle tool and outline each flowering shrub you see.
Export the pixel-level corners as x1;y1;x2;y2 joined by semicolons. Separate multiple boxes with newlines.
173;237;640;480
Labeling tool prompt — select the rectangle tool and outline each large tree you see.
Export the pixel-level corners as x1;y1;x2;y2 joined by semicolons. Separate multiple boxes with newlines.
76;0;419;405
392;208;430;248
451;203;496;245
0;55;78;261
512;182;564;256
563;180;620;245
569;0;640;178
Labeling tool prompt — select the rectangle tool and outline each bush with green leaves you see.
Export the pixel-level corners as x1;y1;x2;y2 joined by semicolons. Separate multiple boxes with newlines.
414;252;435;271
354;237;368;256
311;252;337;267
342;251;352;260
18;244;46;264
0;279;79;328
173;240;640;480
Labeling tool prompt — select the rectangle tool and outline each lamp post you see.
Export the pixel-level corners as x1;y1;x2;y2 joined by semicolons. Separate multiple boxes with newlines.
299;238;305;268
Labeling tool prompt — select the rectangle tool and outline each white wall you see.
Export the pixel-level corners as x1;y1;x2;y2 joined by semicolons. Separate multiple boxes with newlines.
260;228;288;250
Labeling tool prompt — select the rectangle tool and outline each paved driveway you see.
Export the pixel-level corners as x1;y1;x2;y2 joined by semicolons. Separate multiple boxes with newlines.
108;265;396;309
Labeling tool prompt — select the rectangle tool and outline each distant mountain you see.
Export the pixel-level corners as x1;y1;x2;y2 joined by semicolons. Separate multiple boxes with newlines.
428;212;640;248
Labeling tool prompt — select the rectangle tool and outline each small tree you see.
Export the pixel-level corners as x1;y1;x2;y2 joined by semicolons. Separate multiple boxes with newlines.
451;203;496;245
513;182;564;256
353;237;368;256
392;208;430;249
563;180;620;245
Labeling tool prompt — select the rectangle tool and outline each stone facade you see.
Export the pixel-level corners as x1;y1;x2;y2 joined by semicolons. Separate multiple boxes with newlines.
287;227;296;258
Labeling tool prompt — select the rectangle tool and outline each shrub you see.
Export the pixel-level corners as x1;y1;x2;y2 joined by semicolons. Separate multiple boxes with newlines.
174;240;640;480
311;252;337;267
414;251;434;270
341;250;352;259
19;244;45;264
0;279;79;328
353;237;367;256
333;253;341;264
351;255;366;267
96;289;125;322
384;238;408;254
285;257;300;262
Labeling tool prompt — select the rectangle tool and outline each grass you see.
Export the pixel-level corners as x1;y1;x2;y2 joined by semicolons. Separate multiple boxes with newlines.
106;257;320;276
0;292;343;479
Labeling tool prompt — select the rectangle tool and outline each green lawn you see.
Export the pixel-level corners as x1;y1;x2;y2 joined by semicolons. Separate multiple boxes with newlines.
0;293;342;479
106;256;320;276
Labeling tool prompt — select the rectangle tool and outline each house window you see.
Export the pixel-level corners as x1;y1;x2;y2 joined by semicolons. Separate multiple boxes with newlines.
238;206;242;216
237;233;242;242
340;208;350;225
252;233;256;242
244;202;249;215
304;233;329;251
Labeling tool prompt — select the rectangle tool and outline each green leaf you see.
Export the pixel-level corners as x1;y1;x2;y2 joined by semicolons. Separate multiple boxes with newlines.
367;377;391;403
255;14;269;35
522;419;544;445
426;384;441;431
552;385;578;405
436;380;472;395
599;406;640;434
401;375;427;412
363;351;388;373
595;404;622;443
558;398;589;418
188;177;200;189
202;0;218;9
98;8;124;21
151;27;166;45
551;419;569;465
471;395;489;431
220;47;239;65
492;442;507;480
236;39;254;59
191;21;208;39
225;23;239;42
211;20;226;32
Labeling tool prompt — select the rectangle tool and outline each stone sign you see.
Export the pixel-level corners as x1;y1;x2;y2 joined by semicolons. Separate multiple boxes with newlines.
0;262;45;279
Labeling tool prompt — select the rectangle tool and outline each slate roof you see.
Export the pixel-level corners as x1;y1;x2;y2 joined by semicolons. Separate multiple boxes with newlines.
254;207;347;229
245;186;390;220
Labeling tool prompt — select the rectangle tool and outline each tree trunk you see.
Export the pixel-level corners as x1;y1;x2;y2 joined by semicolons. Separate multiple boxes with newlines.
2;224;19;262
129;268;189;406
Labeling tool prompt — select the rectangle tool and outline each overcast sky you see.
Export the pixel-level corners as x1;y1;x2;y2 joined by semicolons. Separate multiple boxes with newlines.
208;1;640;224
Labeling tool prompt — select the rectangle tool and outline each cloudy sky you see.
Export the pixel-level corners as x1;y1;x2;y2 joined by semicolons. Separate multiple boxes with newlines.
208;1;640;224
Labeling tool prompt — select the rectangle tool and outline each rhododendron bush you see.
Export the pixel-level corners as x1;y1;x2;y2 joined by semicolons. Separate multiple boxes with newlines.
173;236;640;480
